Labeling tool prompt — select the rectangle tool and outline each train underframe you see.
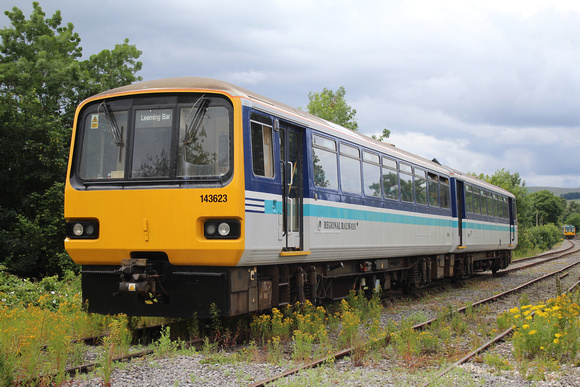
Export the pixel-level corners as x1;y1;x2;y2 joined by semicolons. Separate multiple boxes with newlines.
81;249;512;318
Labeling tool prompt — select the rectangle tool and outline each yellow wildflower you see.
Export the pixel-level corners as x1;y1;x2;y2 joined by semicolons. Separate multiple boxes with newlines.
529;330;537;335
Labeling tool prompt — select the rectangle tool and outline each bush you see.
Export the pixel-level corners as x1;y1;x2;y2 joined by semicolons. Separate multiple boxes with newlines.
528;224;561;250
515;224;561;257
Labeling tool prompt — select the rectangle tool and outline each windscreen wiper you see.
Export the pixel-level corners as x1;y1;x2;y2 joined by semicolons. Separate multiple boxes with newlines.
98;101;124;146
183;96;210;145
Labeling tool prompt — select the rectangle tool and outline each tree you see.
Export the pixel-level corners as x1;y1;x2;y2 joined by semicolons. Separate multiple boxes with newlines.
561;200;580;223
529;190;564;226
0;2;142;277
306;86;358;131
564;213;580;233
372;128;391;142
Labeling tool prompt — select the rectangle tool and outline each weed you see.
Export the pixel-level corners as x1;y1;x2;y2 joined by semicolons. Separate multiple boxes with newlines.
154;325;179;357
499;292;580;366
97;316;131;386
464;302;475;320
519;294;531;308
292;329;315;361
209;303;222;334
483;353;513;373
450;313;467;334
266;336;284;365
201;336;219;356
0;342;16;386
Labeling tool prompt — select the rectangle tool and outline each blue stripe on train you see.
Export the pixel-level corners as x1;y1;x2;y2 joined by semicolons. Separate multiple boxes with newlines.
303;203;511;232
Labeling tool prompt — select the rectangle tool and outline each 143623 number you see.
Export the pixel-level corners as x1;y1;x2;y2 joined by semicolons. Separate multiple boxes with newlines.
200;194;228;203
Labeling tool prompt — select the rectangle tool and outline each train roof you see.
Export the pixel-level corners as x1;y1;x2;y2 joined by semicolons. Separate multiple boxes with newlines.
90;77;514;198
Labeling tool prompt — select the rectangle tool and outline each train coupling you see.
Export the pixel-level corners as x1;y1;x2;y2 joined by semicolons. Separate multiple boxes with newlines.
118;258;158;295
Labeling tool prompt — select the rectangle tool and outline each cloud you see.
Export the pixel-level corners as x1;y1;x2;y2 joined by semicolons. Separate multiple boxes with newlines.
220;70;267;86
2;0;579;187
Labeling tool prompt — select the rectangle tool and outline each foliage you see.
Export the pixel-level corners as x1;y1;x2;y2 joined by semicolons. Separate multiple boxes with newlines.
483;353;513;373
98;315;132;385
250;291;382;363
371;128;391;142
0;267;79;309
0;2;142;277
154;325;180;358
527;224;562;250
561;200;580;223
498;293;580;364
306;86;358;131
563;213;580;233
514;224;562;257
529;190;564;226
0;269;119;384
561;192;580;200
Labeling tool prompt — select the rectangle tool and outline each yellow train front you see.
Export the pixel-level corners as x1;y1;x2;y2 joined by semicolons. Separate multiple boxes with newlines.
65;78;249;318
563;225;576;239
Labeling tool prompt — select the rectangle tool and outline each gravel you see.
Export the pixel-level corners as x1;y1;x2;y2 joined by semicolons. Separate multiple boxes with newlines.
69;248;580;386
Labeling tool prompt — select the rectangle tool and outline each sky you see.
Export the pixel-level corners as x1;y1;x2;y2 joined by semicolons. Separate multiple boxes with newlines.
2;0;580;188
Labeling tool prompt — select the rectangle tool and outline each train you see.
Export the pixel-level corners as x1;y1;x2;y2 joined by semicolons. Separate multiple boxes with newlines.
64;77;518;318
563;225;576;239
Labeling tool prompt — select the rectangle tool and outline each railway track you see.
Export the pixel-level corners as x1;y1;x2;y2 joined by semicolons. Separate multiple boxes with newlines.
248;241;580;386
424;268;580;386
55;241;580;386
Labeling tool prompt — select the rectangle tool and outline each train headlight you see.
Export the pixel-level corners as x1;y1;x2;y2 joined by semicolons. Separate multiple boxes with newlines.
66;220;99;239
205;223;217;236
204;219;240;239
85;224;95;236
218;222;231;236
72;223;84;236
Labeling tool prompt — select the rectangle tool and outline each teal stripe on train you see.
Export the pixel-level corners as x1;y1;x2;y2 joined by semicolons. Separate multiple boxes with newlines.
303;203;511;232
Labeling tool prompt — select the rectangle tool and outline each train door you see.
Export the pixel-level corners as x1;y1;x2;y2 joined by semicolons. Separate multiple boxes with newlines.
280;123;304;251
509;198;516;246
456;180;465;247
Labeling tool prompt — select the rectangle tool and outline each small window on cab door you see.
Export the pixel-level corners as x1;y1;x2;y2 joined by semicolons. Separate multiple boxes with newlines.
250;120;274;178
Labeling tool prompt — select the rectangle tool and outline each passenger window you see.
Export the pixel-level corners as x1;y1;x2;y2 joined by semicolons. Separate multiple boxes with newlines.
415;168;427;205
465;185;473;213
382;158;399;200
399;163;413;202
481;190;488;215
427;173;439;207
312;135;338;189
502;197;509;219
363;151;381;197
473;188;481;214
492;194;499;217
486;192;493;217
440;177;450;209
340;144;361;194
250;120;274;178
